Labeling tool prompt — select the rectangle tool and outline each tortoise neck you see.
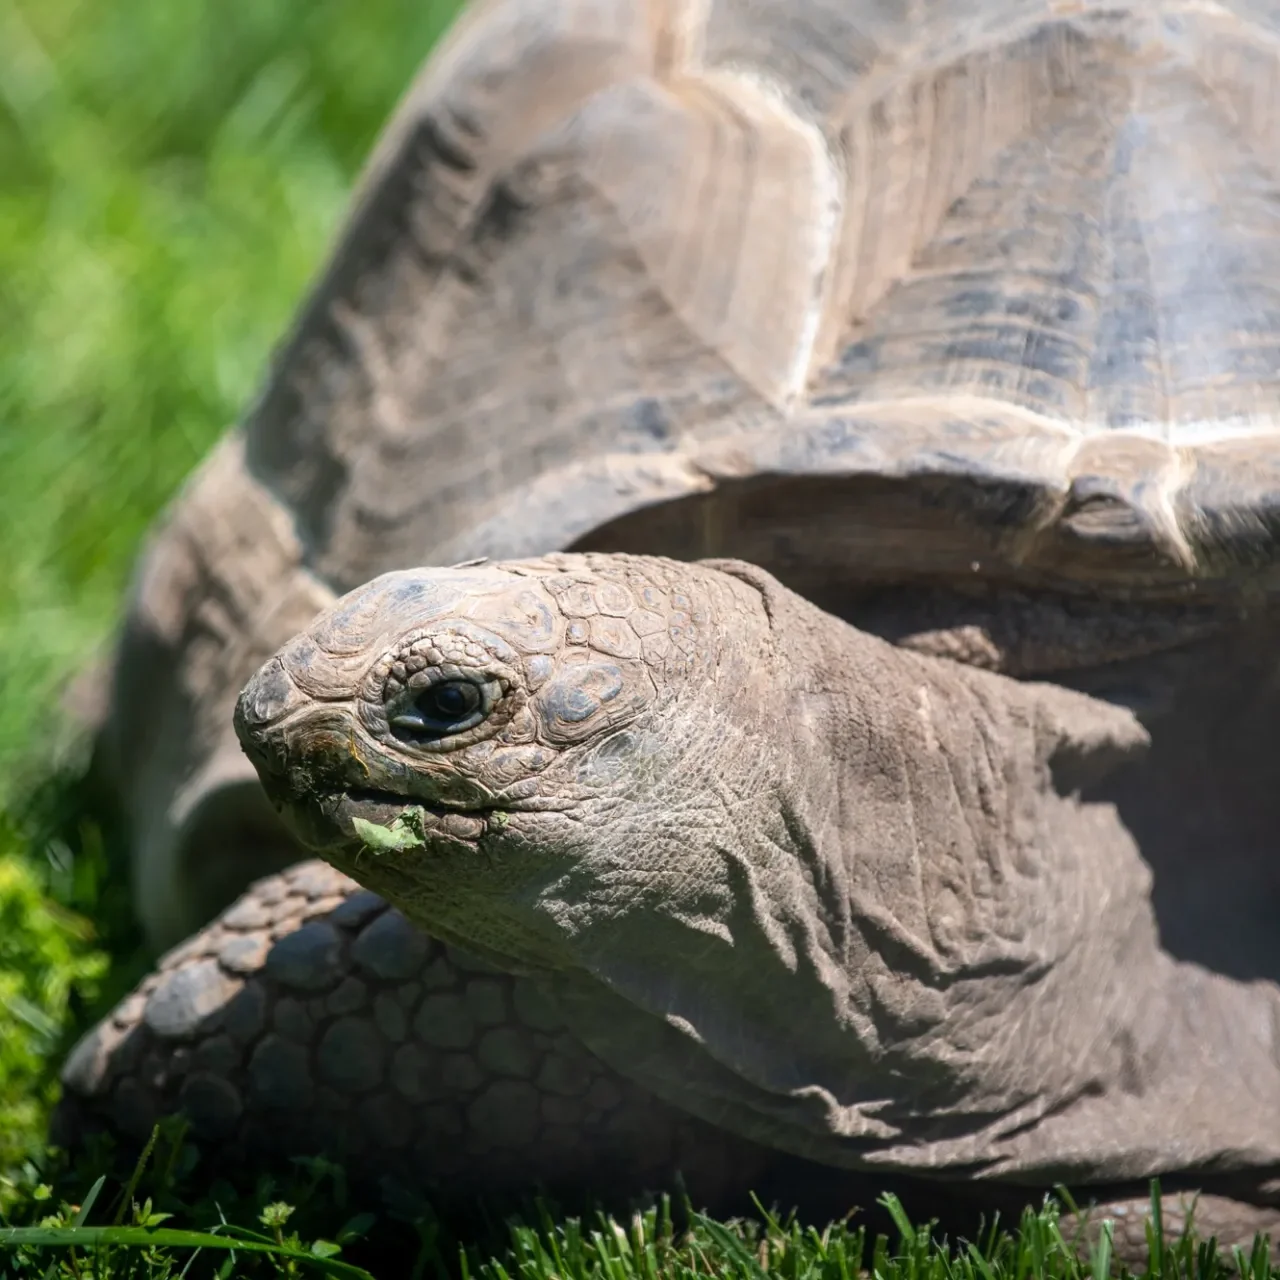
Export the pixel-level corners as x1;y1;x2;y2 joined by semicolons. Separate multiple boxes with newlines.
549;567;1280;1182
792;591;1280;1178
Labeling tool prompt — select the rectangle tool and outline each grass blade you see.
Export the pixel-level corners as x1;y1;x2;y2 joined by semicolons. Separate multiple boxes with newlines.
0;1224;376;1278
70;1174;105;1228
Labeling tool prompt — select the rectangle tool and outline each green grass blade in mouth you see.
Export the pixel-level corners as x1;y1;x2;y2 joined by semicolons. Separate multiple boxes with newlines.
351;807;427;854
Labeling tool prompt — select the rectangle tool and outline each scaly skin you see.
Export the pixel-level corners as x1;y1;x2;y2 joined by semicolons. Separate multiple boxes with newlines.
227;551;1280;1233
56;857;769;1205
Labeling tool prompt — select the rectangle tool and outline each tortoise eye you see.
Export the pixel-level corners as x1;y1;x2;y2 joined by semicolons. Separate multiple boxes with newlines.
390;679;487;739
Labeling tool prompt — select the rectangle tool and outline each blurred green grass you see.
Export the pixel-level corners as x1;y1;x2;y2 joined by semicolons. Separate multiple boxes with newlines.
0;0;462;1171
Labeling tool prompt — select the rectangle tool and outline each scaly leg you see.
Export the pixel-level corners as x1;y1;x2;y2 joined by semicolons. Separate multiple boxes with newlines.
56;859;769;1206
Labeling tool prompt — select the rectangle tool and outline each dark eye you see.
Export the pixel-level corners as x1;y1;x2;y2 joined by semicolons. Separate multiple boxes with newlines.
390;679;486;738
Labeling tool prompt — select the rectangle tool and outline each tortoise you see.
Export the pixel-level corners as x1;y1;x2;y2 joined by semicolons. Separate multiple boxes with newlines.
58;0;1280;1258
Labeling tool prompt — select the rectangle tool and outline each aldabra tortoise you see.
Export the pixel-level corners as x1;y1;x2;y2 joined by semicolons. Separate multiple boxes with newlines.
60;0;1280;1257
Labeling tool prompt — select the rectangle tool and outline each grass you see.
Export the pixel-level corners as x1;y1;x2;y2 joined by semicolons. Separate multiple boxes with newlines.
0;0;1277;1275
4;1133;1274;1280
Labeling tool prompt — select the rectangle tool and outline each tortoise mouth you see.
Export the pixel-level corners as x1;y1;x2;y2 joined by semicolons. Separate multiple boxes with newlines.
332;786;498;845
268;783;501;854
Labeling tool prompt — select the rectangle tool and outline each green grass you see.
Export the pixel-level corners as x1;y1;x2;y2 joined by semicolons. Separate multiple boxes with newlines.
4;1160;1278;1280
0;0;1277;1275
4;1136;1273;1280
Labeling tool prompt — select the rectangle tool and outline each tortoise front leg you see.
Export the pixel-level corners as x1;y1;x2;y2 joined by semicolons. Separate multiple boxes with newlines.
55;859;768;1205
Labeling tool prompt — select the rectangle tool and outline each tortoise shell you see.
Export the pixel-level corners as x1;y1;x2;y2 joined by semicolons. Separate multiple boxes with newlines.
244;0;1280;603
105;0;1280;943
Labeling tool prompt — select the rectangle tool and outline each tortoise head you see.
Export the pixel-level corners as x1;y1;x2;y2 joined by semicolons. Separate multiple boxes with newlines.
234;552;777;973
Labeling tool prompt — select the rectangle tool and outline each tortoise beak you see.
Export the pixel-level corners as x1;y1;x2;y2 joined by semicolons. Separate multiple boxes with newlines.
234;727;355;856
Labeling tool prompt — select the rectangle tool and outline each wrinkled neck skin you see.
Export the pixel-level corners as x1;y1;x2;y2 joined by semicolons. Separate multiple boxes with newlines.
532;563;1280;1186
